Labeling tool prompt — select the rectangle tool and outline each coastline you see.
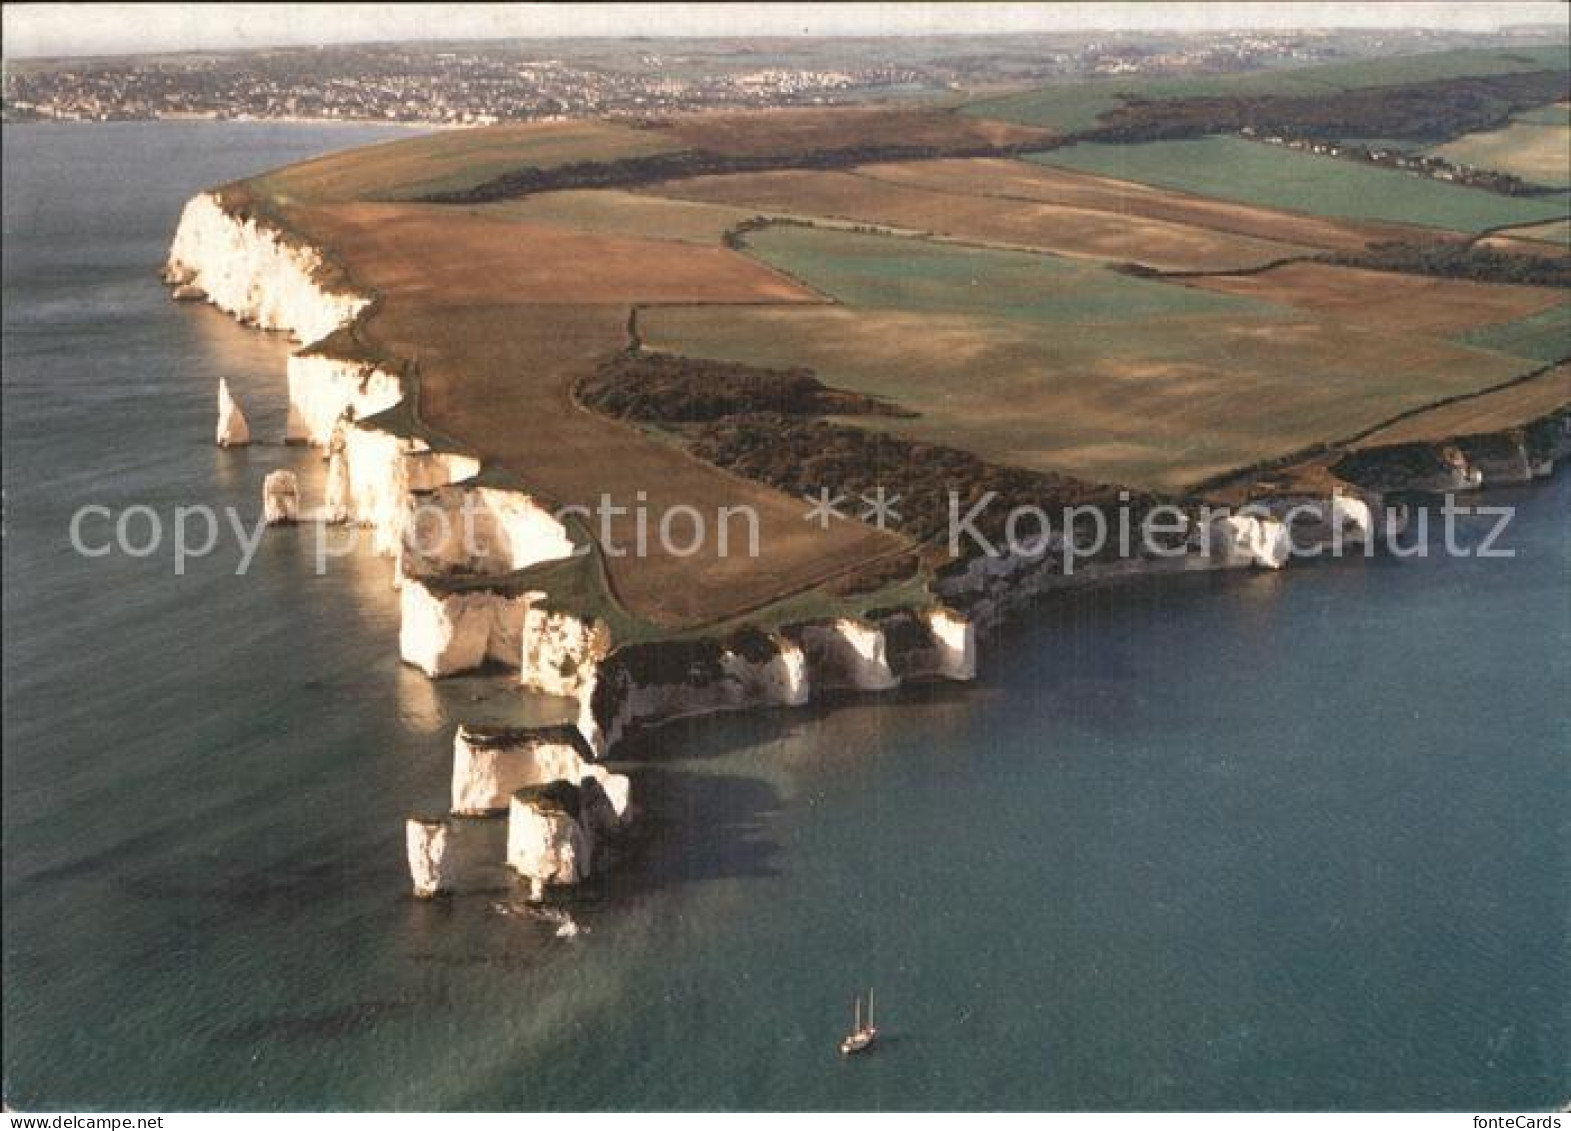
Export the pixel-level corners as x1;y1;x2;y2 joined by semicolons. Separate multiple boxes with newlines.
161;186;1571;902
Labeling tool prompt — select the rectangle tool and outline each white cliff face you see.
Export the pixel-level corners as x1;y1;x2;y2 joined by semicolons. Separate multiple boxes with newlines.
1250;494;1375;553
918;608;978;681
339;425;482;557
262;469;300;525
1207;513;1291;570
286;352;405;445
520;606;608;699
578;633;813;755
726;638;811;708
797;619;900;691
399;576;529;677
215;378;251;447
1330;494;1373;544
405;816;511;898
507;787;593;887
403;484;576;578
451;724;631;818
164;193;366;345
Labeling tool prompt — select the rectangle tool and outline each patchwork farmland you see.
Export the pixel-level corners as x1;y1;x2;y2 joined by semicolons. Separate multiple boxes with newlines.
222;45;1569;630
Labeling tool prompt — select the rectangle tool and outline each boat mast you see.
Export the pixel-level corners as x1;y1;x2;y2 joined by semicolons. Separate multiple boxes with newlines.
853;995;861;1031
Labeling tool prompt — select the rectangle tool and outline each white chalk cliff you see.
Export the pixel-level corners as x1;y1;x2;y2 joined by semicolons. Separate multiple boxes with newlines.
165;192;367;345
286;350;404;446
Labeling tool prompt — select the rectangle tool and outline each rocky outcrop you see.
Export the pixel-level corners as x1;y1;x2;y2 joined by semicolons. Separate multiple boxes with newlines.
406;815;511;899
177;183;1564;909
215;378;251;447
451;724;630;819
410;721;634;899
1456;431;1536;486
262;468;300;525
398;576;530;677
873;606;978;682
506;781;596;889
1337;407;1571;495
323;435;351;525
578;630;812;754
1525;410;1571;476
1205;512;1292;569
1336;441;1482;494
791;618;900;691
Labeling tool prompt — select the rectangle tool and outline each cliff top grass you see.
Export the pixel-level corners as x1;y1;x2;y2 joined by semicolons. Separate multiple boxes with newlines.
1028;136;1571;232
461;724;593;755
512;780;583;821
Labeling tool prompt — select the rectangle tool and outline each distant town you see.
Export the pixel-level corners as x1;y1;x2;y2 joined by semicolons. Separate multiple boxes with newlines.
5;28;1556;125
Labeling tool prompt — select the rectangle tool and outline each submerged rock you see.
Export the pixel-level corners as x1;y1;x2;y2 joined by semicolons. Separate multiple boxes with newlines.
262;468;300;525
216;378;251;448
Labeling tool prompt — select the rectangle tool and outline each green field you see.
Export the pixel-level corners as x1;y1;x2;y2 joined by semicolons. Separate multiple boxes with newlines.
1455;303;1571;364
743;225;1274;323
1514;103;1571;126
1029;136;1571;231
640;302;1533;490
964;46;1571;132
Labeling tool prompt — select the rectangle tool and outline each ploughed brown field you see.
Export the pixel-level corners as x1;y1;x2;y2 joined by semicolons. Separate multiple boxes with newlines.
1352;363;1571;447
287;203;817;306
641;168;1315;271
1178;261;1566;336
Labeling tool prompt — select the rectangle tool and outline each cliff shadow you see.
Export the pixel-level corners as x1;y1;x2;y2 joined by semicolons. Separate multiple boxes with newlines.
603;762;785;898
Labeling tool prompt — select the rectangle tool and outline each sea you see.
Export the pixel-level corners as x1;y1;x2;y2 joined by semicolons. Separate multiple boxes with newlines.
3;121;1567;1111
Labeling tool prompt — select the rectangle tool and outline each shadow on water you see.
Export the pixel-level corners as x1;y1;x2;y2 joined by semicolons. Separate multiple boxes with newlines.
610;765;785;896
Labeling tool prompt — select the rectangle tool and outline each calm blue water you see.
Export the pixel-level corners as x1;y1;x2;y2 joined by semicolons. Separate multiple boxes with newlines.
3;122;1568;1111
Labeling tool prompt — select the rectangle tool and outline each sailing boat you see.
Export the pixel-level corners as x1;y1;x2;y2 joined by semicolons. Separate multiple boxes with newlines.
839;989;878;1055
